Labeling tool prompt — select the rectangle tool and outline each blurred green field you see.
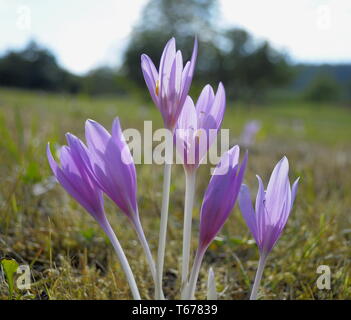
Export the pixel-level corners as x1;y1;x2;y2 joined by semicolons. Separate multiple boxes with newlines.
0;87;350;299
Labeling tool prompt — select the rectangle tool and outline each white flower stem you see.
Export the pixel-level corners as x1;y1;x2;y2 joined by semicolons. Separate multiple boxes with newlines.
133;216;161;298
250;253;267;300
100;219;141;300
155;162;172;299
181;169;196;299
187;248;205;300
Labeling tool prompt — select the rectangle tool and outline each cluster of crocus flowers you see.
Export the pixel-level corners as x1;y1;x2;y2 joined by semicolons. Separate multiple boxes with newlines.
47;37;299;300
47;118;157;300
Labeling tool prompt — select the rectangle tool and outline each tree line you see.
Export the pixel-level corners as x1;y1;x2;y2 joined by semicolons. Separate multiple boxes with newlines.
0;0;348;103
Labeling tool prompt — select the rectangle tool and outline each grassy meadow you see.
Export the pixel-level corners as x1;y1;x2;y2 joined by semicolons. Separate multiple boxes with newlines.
0;87;350;299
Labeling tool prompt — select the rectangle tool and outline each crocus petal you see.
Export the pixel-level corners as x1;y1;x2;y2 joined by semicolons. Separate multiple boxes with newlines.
85;119;110;156
169;50;184;124
291;177;300;207
239;184;258;241
112;117;135;169
46;143;105;222
196;84;215;129
209;82;226;129
85;119;138;220
175;96;198;168
177;96;197;132
179;37;198;108
212;145;240;177
159;37;176;96
265;156;289;223
65;133;90;167
141;54;159;107
112;118;138;213
176;82;227;172
255;175;266;248
168;50;183;101
175;96;197;164
199;146;246;249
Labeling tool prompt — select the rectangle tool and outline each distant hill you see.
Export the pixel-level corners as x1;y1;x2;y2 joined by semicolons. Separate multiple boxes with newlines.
292;64;351;91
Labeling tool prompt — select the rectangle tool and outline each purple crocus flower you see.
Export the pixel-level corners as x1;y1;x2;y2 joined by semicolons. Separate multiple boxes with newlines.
186;146;248;299
175;83;226;172
176;83;226;297
239;156;299;256
84;118;138;224
47;134;105;224
142;37;197;299
199;145;247;250
238;156;299;299
239;120;261;148
141;37;198;130
84;118;158;292
46;133;141;299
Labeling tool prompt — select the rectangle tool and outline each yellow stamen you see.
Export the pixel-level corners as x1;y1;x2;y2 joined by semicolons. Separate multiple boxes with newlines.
194;129;202;143
155;80;160;96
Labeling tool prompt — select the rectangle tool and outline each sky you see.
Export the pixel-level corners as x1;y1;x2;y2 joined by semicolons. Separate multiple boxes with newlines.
0;0;350;75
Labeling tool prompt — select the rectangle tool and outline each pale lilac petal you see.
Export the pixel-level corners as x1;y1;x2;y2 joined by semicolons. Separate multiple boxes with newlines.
47;143;61;178
85;119;110;154
65;133;90;167
176;96;197;131
46;143;104;221
112;117;137;211
173;50;183;97
255;175;265;215
179;37;198;109
141;54;159;106
212;145;240;177
159;37;176;96
169;51;184;125
265;156;289;222
239;184;257;239
180;61;190;96
175;96;197;168
59;146;80;177
167;50;183;125
196;84;215;128
199;146;246;249
196;83;225;159
255;175;266;248
291;177;300;207
209;83;226;129
85;119;138;219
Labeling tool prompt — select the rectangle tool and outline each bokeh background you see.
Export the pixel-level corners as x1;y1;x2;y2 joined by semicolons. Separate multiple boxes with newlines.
0;0;350;299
